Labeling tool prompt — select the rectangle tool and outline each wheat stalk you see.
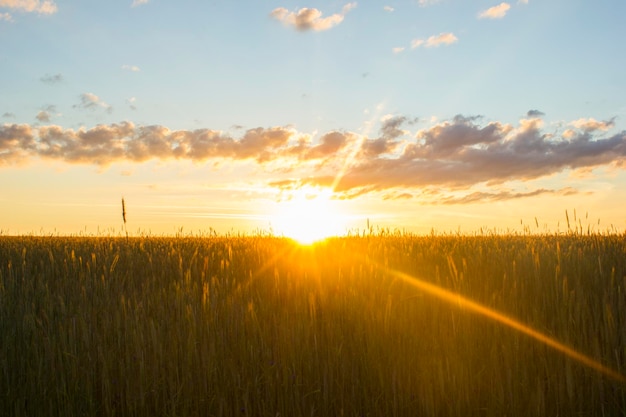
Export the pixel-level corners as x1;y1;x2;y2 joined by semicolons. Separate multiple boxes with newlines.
122;197;128;241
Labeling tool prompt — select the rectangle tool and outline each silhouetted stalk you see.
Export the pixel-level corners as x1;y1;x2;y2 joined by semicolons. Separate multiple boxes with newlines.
122;197;128;242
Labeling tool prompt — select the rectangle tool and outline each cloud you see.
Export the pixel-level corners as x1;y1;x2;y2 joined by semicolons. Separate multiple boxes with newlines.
380;115;412;139
383;6;394;12
570;118;614;132
74;93;112;113
270;2;357;31
122;64;141;72
2;112;15;118
437;188;580;205
131;0;148;7
126;97;137;110
35;111;51;122
35;105;58;122
392;46;405;54
411;32;458;48
0;123;346;166
2;116;626;205
40;73;63;84
478;2;511;19
418;0;441;6
518;0;528;4
526;109;544;118
324;116;626;197
0;0;57;14
0;12;12;20
383;192;413;201
302;131;352;160
0;123;35;163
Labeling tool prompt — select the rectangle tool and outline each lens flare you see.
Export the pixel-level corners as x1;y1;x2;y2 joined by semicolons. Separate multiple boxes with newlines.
374;262;626;383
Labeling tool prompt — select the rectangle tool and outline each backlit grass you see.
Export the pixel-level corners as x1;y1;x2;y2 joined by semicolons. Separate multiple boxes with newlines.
1;233;625;416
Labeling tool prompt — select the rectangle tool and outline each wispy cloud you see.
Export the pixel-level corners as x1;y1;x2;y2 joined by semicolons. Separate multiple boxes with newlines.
0;0;57;14
131;0;149;8
417;0;441;6
0;12;12;21
383;5;394;12
126;97;137;110
1;115;625;204
478;2;511;19
392;46;405;54
411;32;458;48
40;73;63;84
122;64;141;72
437;188;581;205
270;2;357;31
73;93;112;113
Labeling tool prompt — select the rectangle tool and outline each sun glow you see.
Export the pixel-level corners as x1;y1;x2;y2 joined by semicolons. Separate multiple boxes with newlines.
271;188;348;244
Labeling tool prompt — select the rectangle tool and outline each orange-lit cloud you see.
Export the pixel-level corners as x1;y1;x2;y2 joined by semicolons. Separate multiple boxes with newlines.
437;188;582;205
570;118;614;132
1;115;625;204
411;32;458;48
0;123;35;163
271;3;357;31
0;0;57;14
478;2;511;19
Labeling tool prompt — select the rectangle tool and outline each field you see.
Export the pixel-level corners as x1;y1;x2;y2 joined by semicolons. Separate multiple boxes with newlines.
1;233;625;416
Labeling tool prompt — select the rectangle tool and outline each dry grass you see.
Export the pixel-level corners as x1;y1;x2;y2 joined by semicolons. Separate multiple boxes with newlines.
0;233;625;416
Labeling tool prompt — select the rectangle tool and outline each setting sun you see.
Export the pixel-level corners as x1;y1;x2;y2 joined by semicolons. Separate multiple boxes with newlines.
271;188;347;244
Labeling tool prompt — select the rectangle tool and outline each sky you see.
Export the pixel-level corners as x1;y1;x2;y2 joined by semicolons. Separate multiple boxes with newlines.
1;0;626;239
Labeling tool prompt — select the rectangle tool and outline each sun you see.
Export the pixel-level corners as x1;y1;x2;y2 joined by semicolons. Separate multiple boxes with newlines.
272;187;347;244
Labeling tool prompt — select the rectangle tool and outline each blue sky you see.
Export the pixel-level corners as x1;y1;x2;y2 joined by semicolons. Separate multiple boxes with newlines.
1;0;625;237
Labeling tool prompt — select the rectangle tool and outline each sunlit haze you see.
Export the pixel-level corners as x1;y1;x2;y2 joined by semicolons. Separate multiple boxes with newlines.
1;1;625;236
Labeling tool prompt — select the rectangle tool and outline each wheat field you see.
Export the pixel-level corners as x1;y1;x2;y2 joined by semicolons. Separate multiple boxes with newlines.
1;233;625;416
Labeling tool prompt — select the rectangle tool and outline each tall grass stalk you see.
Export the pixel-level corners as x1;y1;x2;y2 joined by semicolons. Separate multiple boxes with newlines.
121;197;128;241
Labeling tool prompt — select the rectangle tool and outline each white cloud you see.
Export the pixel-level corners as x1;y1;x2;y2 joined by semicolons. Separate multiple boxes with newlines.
131;0;149;7
392;46;405;54
383;5;394;12
270;2;357;31
0;0;57;14
0;12;12;20
418;0;441;6
518;0;528;4
127;97;137;110
478;2;511;19
412;32;458;48
122;64;141;72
